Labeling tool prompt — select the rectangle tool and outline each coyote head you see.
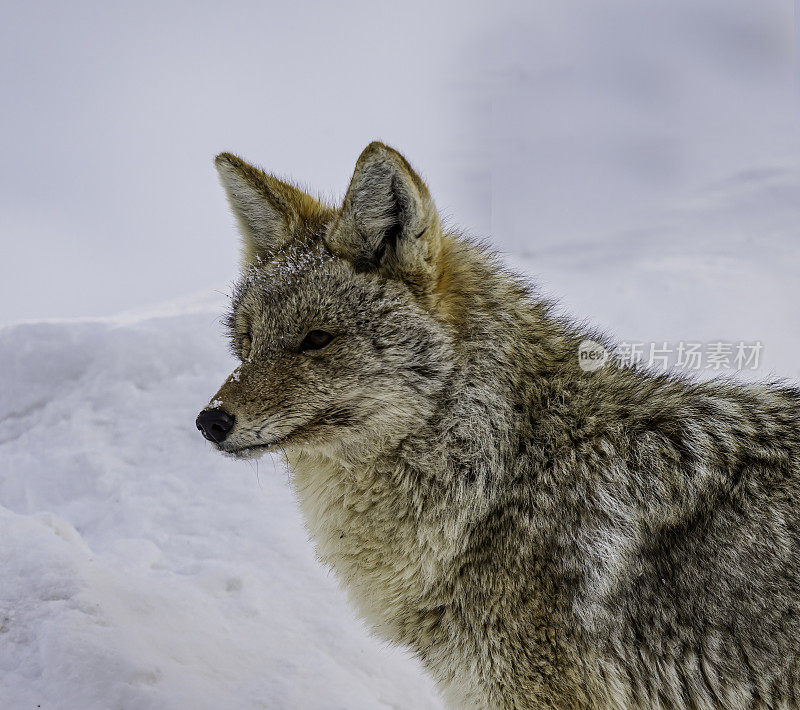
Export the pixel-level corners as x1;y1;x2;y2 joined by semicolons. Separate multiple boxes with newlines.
197;142;456;459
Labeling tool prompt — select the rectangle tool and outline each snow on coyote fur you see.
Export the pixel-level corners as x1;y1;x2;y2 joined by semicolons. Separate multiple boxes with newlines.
197;141;800;709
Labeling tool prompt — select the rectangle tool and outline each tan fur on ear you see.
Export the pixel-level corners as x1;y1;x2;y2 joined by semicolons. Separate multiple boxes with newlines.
326;142;442;292
215;152;327;264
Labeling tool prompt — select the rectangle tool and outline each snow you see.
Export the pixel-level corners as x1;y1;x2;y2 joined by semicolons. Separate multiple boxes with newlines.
2;0;796;325
509;163;800;382
0;307;443;709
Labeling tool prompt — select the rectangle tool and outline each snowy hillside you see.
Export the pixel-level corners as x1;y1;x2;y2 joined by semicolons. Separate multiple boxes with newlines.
3;0;795;326
0;300;443;710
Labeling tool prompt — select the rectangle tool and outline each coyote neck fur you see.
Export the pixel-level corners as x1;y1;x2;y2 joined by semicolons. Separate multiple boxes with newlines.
286;235;599;708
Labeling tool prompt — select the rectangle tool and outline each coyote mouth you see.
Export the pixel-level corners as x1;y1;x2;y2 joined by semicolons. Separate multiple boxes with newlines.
221;443;276;459
221;436;292;459
220;422;307;459
218;405;357;459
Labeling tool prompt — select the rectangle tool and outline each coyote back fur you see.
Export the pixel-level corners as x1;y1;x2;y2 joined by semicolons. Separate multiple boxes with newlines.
199;142;800;709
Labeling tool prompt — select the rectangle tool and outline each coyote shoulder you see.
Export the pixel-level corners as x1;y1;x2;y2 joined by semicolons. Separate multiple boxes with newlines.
198;142;800;709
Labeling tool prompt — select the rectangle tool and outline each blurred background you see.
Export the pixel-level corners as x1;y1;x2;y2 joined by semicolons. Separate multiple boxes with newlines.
2;0;797;326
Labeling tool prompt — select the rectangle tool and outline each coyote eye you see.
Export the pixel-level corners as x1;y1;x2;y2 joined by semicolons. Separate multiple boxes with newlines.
300;330;334;352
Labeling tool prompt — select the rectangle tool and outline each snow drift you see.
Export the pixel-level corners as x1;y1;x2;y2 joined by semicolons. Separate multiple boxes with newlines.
0;301;442;709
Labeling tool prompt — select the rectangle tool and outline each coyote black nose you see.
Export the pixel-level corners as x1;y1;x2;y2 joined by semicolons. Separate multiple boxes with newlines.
196;407;235;443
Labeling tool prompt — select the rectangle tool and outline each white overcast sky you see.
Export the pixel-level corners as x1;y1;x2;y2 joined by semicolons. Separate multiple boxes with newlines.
1;0;797;324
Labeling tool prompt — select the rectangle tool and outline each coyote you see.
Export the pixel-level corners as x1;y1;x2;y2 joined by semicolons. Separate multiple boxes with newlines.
197;142;800;709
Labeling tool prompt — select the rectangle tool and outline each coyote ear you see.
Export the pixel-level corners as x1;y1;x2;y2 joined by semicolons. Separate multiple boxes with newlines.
327;142;441;283
215;152;315;264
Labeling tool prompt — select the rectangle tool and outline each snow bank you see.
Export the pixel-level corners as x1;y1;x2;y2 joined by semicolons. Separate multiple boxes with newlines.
0;304;442;709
